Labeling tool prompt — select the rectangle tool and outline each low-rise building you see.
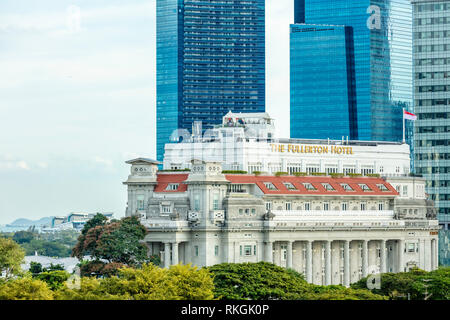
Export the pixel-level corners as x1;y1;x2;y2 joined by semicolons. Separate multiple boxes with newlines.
124;158;440;286
46;212;114;232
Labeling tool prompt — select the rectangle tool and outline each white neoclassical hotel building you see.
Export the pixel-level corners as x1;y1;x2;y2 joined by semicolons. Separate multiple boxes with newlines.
123;158;439;287
163;112;411;177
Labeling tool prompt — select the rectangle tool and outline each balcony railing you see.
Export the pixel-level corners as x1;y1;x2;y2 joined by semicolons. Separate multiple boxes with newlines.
271;210;395;221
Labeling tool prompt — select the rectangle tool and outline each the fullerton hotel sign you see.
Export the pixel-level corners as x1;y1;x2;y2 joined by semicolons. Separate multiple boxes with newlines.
270;144;354;155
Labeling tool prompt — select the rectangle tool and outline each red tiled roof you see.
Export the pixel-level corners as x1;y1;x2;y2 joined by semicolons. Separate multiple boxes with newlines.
153;174;189;193
153;173;399;196
224;175;399;196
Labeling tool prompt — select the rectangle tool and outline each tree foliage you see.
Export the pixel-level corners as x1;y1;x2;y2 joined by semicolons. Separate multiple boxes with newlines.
0;237;25;278
72;216;148;268
35;271;70;291
208;262;386;300
12;231;35;244
207;262;312;300
0;277;54;300
56;263;215;300
351;267;450;300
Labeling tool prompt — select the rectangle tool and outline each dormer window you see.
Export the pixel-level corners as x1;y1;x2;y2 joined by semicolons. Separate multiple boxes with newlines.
376;184;389;191
358;184;372;192
264;182;277;190
303;183;316;191
166;183;179;191
322;183;335;191
283;182;297;190
340;183;354;191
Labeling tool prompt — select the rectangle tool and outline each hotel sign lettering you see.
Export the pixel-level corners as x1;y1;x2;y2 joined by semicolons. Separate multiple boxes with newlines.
270;144;354;155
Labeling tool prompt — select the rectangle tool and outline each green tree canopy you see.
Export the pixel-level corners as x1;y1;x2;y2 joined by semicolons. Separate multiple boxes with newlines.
208;262;386;300
207;262;311;300
12;231;35;244
0;277;54;300
0;238;25;279
351;267;450;300
35;270;70;291
56;263;215;300
72;216;148;271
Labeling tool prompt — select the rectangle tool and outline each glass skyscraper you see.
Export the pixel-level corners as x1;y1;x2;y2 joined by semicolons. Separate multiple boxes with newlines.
290;0;413;143
157;0;265;162
413;0;450;245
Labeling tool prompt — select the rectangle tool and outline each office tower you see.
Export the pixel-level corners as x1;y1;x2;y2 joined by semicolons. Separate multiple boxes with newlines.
290;0;412;143
156;0;266;162
413;0;450;237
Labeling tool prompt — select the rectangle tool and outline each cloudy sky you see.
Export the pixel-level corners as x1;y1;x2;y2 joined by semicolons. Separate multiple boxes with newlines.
0;0;293;224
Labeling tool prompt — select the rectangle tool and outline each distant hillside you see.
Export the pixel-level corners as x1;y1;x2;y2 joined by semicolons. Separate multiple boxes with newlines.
7;216;53;227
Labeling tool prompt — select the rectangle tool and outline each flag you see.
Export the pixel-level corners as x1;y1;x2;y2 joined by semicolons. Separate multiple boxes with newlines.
403;110;417;121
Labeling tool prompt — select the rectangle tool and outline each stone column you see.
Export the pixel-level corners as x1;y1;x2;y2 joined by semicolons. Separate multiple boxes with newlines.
434;239;438;269
265;241;273;263
398;240;405;273
419;239;425;270
362;240;368;278
380;240;387;273
325;241;332;285
425;239;432;271
172;242;179;265
306;241;313;283
164;242;171;269
286;241;293;269
343;240;350;287
431;239;436;270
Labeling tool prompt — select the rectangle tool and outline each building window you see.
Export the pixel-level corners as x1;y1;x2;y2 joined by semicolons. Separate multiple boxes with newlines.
239;209;244;215
215;245;219;256
265;202;272;211
304;202;311;210
358;184;372;192
343;167;356;174
245;209;250;215
166;183;179;191
281;244;287;260
306;165;320;174
408;243;415;253
360;202;366;211
254;245;257;255
194;194;200;211
213;193;220;210
303;183;316;191
377;184;389;191
322;183;335;191
195;246;199;257
283;182;297;190
340;183;354;191
228;184;244;193
378;202;384;211
286;202;292;211
402;185;408;197
137;195;145;211
264;182;277;190
244;245;252;256
161;205;171;214
323;202;330;211
342;202;348;211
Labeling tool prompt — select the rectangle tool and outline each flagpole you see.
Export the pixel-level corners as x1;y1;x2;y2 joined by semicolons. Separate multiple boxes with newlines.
402;108;406;144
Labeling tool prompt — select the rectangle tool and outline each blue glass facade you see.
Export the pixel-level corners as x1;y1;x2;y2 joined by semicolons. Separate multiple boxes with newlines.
290;25;357;139
290;0;413;143
157;0;265;162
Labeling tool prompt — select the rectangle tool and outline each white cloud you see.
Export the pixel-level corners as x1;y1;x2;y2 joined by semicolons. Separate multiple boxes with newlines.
0;158;30;171
93;156;113;168
0;1;155;33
